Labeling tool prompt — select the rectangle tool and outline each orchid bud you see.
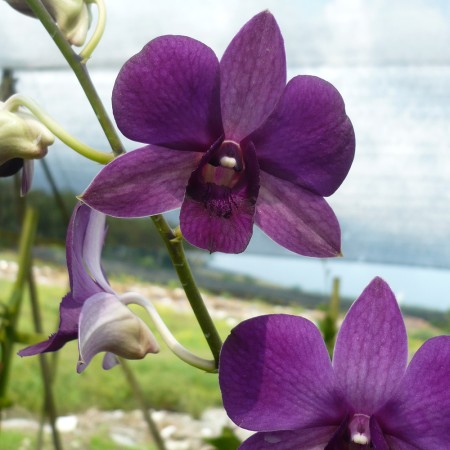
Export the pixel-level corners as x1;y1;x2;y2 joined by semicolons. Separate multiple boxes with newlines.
0;104;54;166
5;0;91;46
77;293;160;373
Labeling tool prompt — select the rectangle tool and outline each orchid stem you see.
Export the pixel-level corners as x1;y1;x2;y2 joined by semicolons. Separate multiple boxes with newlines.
4;95;113;165
27;0;222;365
24;0;125;156
79;0;107;63
151;216;223;365
120;292;216;372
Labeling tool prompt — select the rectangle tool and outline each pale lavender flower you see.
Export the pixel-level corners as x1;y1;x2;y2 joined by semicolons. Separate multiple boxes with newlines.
19;203;159;372
219;278;450;449
82;11;355;256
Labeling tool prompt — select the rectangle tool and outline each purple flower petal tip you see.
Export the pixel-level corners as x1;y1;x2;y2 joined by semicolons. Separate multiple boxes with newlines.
219;277;450;448
85;11;354;256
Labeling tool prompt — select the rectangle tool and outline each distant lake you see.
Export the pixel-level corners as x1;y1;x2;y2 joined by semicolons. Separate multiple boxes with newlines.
7;64;450;303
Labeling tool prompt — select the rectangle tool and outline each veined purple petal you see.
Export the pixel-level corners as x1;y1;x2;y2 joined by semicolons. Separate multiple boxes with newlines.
219;314;344;432
113;36;222;150
255;171;341;257
180;141;259;253
220;11;286;141
77;293;159;373
377;336;450;449
251;75;355;197
333;278;408;415
18;293;80;356
82;145;201;218
240;427;336;450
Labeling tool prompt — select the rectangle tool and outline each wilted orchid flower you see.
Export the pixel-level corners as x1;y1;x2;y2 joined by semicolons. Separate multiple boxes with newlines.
5;0;91;46
219;278;450;449
0;103;54;194
19;203;159;372
82;11;355;256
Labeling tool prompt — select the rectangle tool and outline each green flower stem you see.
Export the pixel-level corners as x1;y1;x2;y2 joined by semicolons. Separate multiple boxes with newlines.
27;0;222;366
24;0;125;157
79;0;107;63
151;217;223;365
0;208;37;405
120;292;216;372
4;94;113;165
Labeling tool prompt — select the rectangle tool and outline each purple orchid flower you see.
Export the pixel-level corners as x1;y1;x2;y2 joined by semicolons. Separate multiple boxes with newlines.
82;11;355;256
219;277;450;449
19;203;158;372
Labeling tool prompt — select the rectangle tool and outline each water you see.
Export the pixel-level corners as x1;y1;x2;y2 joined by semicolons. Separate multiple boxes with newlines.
210;252;450;311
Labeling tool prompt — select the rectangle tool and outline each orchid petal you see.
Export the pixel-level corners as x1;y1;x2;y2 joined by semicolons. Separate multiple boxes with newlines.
251;75;355;196
18;293;80;356
370;416;390;450
0;158;23;177
82;208;114;294
68;203;104;301
112;36;222;150
219;315;343;432
240;427;336;450
180;142;259;253
102;352;120;370
333;278;408;414
21;159;34;195
255;171;341;257
82;145;200;218
377;336;450;448
220;11;286;141
77;293;159;373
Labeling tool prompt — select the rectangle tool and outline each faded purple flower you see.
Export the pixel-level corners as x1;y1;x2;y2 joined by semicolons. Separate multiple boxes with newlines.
19;203;158;372
82;11;355;256
219;277;450;449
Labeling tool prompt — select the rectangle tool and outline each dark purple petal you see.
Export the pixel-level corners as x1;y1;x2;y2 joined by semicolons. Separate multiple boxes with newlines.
77;293;159;373
377;336;450;448
220;11;286;141
0;158;23;177
82;145;201;218
333;278;408;415
18;293;80;355
255;171;341;257
240;427;336;450
370;416;390;450
219;314;344;432
251;75;355;197
113;36;222;150
180;141;259;253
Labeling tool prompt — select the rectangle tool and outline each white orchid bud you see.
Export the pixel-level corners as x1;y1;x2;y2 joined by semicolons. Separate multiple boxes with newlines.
0;104;54;166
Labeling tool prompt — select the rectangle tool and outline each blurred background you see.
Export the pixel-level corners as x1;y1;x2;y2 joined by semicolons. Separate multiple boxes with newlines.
1;0;449;448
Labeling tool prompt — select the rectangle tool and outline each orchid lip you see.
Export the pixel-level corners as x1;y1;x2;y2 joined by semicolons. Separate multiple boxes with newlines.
349;413;371;446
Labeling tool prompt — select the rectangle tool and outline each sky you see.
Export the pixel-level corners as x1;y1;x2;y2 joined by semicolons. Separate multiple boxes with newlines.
1;0;450;68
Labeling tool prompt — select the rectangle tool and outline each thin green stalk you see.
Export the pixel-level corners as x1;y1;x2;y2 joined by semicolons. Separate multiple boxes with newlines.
0;208;38;404
151;217;222;364
24;0;125;156
28;268;63;450
26;0;222;365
